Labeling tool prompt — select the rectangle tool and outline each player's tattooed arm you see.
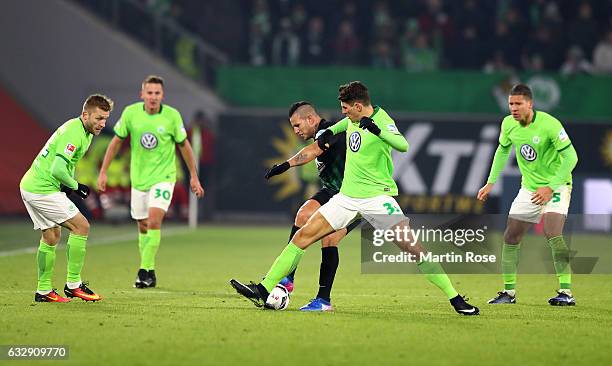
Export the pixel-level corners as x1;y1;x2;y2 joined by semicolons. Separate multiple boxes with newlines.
266;142;324;179
288;142;323;167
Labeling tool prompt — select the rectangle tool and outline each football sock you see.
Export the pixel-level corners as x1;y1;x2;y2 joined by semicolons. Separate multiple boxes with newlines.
286;225;300;281
316;247;339;302
138;232;148;266
502;243;521;291
261;242;304;292
417;260;458;299
66;233;87;284
142;229;160;270
548;236;571;290
37;241;57;292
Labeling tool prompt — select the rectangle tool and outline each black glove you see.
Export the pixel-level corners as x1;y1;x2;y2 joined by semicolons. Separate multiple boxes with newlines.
60;183;90;199
359;117;381;135
316;129;333;151
265;161;290;179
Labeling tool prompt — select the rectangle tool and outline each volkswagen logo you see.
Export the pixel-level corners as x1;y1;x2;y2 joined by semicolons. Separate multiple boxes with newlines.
520;144;537;161
141;133;158;149
349;131;361;152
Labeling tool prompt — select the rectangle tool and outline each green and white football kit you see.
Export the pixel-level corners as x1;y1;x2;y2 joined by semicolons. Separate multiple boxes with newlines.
20;117;92;229
486;110;578;302
20;117;94;295
318;107;406;231
114;102;187;219
488;111;575;223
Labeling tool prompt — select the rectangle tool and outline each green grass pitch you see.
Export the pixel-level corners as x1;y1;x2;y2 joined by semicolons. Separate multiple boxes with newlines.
0;221;611;365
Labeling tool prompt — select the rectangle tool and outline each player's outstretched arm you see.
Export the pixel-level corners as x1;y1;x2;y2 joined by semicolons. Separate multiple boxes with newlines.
177;139;205;198
288;142;323;167
477;144;512;201
97;136;123;192
265;142;323;179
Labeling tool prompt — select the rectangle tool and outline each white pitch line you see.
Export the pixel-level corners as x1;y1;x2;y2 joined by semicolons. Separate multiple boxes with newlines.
0;227;191;258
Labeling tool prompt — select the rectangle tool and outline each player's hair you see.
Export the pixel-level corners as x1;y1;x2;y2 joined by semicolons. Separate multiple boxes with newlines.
83;94;114;112
142;75;165;88
509;83;533;100
338;81;371;106
288;101;315;118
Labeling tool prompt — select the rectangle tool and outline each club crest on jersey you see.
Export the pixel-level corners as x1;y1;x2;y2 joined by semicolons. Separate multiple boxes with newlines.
532;136;540;144
520;144;537;161
141;133;158;149
64;143;76;156
349;131;361;152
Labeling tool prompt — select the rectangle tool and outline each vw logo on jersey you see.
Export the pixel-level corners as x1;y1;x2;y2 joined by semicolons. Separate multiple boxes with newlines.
349;131;361;152
141;133;158;149
520;144;537;161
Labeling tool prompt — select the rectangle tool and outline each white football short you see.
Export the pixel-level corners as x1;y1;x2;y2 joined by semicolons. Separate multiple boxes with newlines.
318;192;407;231
21;189;79;230
131;182;175;220
509;185;572;223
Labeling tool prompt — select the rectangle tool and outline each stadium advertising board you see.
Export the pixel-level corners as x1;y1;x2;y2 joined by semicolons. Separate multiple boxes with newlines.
216;113;612;217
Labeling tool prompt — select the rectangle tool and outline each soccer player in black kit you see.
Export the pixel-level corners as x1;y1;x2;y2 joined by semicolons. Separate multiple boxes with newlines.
264;101;360;311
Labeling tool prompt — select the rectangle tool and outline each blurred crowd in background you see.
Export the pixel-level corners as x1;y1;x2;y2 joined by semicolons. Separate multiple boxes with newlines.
167;0;612;75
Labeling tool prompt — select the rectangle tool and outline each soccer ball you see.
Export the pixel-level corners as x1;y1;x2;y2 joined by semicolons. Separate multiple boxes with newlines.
264;284;290;310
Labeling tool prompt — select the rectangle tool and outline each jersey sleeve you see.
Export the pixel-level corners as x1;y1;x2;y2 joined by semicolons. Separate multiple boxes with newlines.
498;118;512;148
173;110;187;143
375;117;401;135
329;118;349;135
114;109;130;139
53;125;79;164
548;118;572;151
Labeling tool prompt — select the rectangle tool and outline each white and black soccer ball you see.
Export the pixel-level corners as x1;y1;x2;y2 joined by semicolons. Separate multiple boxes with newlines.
264;284;290;310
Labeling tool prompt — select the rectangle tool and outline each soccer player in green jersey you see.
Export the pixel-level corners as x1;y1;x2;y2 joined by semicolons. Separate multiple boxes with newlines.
232;81;480;315
20;94;113;302
477;84;578;306
97;75;204;288
264;101;361;311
